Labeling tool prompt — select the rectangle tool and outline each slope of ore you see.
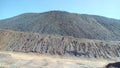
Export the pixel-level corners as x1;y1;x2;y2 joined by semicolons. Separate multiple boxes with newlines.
0;30;120;59
0;11;120;40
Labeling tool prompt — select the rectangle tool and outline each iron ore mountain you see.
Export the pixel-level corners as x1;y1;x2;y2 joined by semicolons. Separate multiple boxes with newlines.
0;11;120;40
0;11;120;60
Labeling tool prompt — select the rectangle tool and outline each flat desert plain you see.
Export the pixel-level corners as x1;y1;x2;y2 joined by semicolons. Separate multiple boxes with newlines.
0;51;117;68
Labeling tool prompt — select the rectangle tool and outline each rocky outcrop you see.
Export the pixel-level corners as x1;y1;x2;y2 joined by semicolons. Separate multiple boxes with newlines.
106;62;120;68
0;30;120;59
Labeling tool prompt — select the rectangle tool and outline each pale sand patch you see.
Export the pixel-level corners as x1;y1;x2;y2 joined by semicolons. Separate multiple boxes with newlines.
0;51;112;68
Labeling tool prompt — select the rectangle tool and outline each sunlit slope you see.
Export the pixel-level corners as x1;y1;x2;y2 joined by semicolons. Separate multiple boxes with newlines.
0;11;120;40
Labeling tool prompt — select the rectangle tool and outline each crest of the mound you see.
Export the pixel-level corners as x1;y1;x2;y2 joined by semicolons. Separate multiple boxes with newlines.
0;11;120;40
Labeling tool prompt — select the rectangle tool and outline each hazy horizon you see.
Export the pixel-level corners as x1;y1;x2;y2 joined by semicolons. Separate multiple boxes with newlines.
0;0;119;20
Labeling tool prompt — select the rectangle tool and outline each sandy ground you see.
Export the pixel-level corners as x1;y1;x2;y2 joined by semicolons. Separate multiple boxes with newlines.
0;51;115;68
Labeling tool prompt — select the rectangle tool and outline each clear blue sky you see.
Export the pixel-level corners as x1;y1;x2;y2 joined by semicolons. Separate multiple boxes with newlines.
0;0;120;20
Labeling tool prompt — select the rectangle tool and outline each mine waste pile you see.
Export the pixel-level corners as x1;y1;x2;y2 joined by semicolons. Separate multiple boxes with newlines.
0;30;120;59
0;11;120;60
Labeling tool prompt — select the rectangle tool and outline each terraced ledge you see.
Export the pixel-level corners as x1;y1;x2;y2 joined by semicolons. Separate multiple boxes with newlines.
0;30;120;59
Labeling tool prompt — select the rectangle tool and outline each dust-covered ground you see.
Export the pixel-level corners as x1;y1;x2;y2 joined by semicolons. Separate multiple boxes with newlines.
0;51;117;68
